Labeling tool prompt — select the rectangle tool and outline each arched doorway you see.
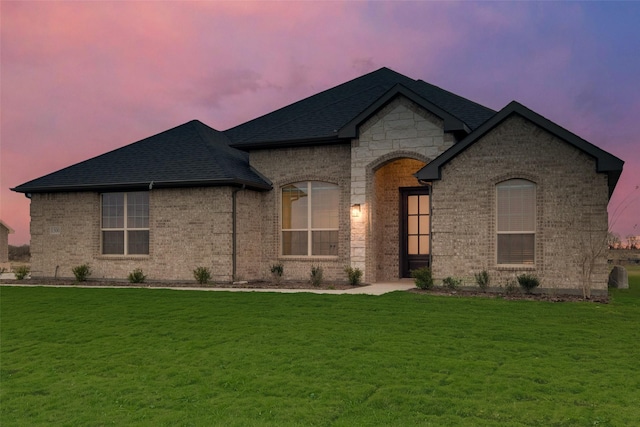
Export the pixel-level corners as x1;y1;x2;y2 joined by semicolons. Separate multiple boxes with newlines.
368;157;428;282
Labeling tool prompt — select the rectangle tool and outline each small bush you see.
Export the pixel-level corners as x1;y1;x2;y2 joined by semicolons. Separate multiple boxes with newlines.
411;267;433;290
504;278;519;295
344;266;363;286
443;276;462;290
128;268;146;284
310;266;323;287
517;274;540;294
193;266;212;285
14;265;30;280
474;270;490;292
72;264;91;282
270;263;284;284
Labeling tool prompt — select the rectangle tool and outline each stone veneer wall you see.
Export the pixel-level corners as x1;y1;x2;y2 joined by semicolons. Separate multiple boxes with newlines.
351;96;454;282
431;115;610;292
249;144;351;281
29;187;255;282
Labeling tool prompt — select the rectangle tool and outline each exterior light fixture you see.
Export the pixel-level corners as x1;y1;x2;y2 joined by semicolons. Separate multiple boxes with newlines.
351;204;361;217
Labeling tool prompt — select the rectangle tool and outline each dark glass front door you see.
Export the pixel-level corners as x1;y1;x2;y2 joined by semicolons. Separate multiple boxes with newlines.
400;187;430;277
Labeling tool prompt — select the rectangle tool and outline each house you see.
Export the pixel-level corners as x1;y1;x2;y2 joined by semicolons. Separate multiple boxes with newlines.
12;67;624;293
0;220;14;265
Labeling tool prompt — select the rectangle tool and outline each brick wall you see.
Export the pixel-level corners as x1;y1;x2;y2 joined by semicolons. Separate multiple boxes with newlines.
0;224;11;263
29;187;261;282
431;115;610;292
249;144;352;281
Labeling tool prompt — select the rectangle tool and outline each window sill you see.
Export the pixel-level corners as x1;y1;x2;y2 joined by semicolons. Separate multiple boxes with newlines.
279;256;340;261
96;255;150;261
496;264;536;271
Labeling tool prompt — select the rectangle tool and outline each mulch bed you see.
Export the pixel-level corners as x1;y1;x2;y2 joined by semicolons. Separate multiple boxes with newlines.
1;278;609;302
408;287;609;303
0;278;356;290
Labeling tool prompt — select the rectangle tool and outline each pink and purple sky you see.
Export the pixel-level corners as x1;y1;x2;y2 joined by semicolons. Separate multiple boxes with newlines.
1;1;638;245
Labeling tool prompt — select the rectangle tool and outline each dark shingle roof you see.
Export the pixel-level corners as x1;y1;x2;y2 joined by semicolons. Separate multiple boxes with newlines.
225;67;495;148
415;101;624;197
13;67;496;194
12;120;272;193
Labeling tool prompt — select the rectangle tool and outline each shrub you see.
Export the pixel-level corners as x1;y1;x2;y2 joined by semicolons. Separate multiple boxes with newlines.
72;264;91;282
14;265;30;280
310;266;323;287
517;274;540;294
193;266;212;285
443;276;462;290
474;270;490;292
344;266;363;286
504;278;519;295
270;263;284;284
128;268;146;284
411;267;433;290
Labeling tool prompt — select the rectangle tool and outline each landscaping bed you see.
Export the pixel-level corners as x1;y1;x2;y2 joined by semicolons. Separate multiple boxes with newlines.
0;277;358;290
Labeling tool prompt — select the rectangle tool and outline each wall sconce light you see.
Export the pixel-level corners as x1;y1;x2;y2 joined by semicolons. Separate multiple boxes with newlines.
351;204;361;217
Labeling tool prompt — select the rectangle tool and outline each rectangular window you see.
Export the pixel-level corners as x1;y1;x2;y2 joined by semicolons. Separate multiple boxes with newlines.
496;179;535;265
101;192;149;255
282;181;339;256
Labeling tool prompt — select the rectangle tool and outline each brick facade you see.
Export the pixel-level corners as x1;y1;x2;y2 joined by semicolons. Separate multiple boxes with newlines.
431;115;610;292
0;221;12;264
26;101;613;291
29;187;262;282
248;144;352;281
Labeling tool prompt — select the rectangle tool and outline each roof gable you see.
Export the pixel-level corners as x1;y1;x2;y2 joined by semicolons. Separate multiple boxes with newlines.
337;84;470;139
226;67;495;149
415;101;624;197
12;120;271;194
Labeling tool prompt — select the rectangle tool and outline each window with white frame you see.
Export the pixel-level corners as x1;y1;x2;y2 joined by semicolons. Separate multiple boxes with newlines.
101;192;149;255
496;179;535;265
282;182;339;256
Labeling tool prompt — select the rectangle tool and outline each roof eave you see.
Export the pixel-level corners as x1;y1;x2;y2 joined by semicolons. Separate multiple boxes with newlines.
229;135;346;151
415;101;624;198
11;178;272;194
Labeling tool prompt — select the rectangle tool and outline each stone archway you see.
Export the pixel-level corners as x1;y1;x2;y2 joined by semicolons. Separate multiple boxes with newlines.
366;155;428;282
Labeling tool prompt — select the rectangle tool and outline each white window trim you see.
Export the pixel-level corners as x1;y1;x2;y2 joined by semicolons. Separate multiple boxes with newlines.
281;181;339;257
101;192;150;256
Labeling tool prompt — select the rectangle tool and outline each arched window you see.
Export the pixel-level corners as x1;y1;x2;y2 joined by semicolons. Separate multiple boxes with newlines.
282;182;339;256
496;179;535;265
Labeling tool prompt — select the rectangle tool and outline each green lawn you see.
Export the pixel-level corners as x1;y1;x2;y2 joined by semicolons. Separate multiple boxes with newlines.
2;277;639;426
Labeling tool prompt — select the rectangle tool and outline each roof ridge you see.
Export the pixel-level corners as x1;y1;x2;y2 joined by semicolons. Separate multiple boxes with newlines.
414;79;496;115
225;67;406;142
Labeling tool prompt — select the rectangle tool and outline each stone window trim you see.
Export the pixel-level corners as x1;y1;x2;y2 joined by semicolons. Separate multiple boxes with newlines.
495;178;538;267
100;191;150;256
280;180;341;258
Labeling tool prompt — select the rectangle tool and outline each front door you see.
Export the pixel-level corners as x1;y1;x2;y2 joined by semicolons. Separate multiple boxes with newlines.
400;187;430;277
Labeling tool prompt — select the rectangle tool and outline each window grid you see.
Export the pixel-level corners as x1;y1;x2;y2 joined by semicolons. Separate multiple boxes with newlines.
282;182;339;256
101;192;149;255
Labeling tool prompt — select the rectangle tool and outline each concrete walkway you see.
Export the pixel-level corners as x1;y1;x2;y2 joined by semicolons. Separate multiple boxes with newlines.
0;279;416;295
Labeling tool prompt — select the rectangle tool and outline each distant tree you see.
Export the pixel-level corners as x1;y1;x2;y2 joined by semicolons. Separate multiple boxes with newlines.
607;232;621;249
626;234;639;250
8;245;30;262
